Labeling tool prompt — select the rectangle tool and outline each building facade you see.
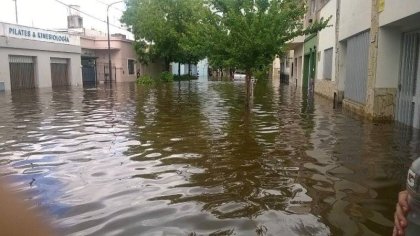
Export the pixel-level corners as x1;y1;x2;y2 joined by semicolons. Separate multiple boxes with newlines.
65;11;164;85
279;0;420;128
79;33;164;85
340;0;420;125
0;22;82;91
81;34;156;84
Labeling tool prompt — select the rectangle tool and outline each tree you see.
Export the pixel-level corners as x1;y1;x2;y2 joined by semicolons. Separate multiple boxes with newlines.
200;0;330;96
122;0;207;72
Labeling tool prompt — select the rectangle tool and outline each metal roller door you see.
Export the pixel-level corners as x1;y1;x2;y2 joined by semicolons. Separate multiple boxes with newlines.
395;31;420;128
9;56;36;90
344;31;370;104
51;58;69;87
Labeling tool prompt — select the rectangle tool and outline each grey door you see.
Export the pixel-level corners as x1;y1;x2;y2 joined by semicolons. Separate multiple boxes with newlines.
51;58;69;87
344;31;370;104
396;31;420;128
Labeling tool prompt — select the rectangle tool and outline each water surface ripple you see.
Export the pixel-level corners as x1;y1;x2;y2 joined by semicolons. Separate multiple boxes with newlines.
0;81;416;235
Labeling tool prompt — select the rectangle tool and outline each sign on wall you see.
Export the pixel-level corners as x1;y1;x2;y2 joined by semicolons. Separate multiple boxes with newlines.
378;0;385;12
0;23;79;45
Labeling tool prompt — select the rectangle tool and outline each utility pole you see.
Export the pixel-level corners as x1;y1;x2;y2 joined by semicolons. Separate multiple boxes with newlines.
13;0;18;24
106;0;123;84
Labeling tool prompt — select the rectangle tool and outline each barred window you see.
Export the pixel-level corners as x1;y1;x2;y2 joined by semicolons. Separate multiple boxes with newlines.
128;59;135;75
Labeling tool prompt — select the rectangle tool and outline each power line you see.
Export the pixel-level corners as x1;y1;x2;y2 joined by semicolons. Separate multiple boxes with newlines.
53;0;127;31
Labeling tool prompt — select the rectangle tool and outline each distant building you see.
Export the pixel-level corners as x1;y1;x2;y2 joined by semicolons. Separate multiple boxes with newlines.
197;58;209;78
0;22;82;91
62;8;164;85
171;62;198;76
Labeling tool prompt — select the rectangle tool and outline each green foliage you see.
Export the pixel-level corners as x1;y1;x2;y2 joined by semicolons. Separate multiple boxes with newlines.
253;65;270;81
253;70;269;81
136;72;175;85
124;0;329;84
200;0;330;75
122;0;207;70
136;75;155;85
160;71;174;82
173;74;198;81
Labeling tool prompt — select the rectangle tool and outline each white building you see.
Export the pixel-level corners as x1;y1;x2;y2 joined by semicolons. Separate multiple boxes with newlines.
171;62;198;76
278;0;420;128
289;35;304;87
0;22;82;91
197;58;209;79
338;0;372;116
339;0;420;125
379;0;420;127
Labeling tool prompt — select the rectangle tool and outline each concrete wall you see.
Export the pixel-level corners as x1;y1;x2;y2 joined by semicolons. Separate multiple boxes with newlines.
81;37;141;83
0;36;82;91
337;41;347;92
375;27;402;89
114;40;138;82
272;57;280;80
316;0;336;82
139;59;165;78
380;0;420;27
315;79;336;100
314;0;337;99
80;37;95;49
339;0;371;41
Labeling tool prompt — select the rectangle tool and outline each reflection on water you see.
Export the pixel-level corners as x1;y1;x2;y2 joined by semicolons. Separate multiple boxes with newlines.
0;82;416;235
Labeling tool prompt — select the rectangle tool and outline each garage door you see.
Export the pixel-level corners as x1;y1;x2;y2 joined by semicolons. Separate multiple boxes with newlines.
9;55;36;90
395;31;420;128
344;31;370;104
51;58;69;87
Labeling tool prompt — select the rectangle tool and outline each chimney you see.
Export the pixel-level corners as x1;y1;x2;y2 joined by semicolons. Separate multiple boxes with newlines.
67;5;83;29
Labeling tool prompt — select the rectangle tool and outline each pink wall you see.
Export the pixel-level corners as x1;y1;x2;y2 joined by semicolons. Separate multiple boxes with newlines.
81;36;164;83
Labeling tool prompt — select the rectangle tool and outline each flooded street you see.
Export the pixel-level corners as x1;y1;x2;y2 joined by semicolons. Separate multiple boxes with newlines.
0;81;416;235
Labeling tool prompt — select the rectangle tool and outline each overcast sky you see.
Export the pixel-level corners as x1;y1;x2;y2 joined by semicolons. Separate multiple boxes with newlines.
0;0;133;39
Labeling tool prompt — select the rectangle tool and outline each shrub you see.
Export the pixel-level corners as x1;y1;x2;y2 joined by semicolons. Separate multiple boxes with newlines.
173;74;198;81
136;75;154;85
160;71;174;82
253;69;269;81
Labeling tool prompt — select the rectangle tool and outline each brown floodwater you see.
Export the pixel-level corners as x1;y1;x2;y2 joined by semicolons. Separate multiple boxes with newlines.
0;81;417;235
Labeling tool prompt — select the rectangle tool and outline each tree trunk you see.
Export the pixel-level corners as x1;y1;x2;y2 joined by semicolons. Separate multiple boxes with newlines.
230;68;234;80
178;63;181;76
164;59;170;72
245;70;252;107
188;63;191;76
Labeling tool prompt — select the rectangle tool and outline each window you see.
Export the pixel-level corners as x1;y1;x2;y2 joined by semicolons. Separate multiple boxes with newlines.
323;48;333;80
128;59;135;75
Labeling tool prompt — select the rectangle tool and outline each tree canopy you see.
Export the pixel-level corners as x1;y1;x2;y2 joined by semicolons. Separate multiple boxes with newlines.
122;0;329;78
202;0;329;74
122;0;207;70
